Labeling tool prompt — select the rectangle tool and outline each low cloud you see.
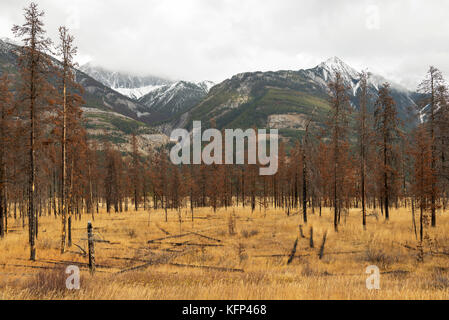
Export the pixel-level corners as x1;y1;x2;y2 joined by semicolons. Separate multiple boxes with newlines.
1;0;448;89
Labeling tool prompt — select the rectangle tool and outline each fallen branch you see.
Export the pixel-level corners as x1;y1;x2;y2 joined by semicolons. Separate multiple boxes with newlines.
151;240;224;247
192;216;215;219
116;249;194;274
80;238;113;243
192;232;222;242
431;251;449;257
255;250;363;259
150;240;191;246
147;232;195;243
3;261;111;273
0;272;33;277
159;248;185;253
147;223;229;244
0;263;57;270
168;263;243;273
254;254;307;259
393;241;420;251
36;259;114;269
73;243;87;256
393;241;449;257
109;256;148;263
155;223;171;235
66;250;86;257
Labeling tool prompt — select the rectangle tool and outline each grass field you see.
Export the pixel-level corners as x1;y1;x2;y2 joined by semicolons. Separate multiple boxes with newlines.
1;205;448;299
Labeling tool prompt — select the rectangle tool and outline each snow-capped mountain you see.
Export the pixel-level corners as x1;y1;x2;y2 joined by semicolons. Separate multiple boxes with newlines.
307;56;360;88
0;38;170;153
137;80;214;124
112;84;166;101
0;37;21;48
79;62;216;125
80;63;172;100
303;56;417;113
1;38;420;146
305;57;411;96
178;57;419;134
0;38;146;120
197;80;215;92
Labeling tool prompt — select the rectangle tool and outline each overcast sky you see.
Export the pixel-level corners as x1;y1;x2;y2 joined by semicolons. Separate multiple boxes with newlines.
1;0;448;89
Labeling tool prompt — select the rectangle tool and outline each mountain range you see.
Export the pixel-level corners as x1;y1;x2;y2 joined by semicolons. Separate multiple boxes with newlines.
0;38;169;154
178;57;418;142
0;37;419;151
80;63;215;128
79;63;173;100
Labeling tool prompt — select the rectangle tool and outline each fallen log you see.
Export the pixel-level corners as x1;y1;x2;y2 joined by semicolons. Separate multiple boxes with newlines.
254;254;307;258
36;258;114;269
155;224;171;235
168;263;243;273
151;240;223;247
0;263;57;270
2;262;111;273
109;256;148;263
80;238;116;244
255;250;364;258
147;224;229;244
147;232;196;243
192;232;222;243
116;249;194;274
73;243;87;256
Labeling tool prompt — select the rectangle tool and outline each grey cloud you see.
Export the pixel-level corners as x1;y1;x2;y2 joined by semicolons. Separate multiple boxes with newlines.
1;0;448;89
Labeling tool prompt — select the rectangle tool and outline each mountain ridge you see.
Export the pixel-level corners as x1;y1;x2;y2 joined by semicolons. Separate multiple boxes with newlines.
0;38;168;154
174;57;419;142
1;36;420;148
80;62;173;100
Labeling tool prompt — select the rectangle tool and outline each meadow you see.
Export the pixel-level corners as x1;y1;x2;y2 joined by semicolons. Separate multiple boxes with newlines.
1;205;448;299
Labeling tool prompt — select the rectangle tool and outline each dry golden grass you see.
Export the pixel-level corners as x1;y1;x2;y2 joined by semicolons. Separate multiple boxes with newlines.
0;204;448;299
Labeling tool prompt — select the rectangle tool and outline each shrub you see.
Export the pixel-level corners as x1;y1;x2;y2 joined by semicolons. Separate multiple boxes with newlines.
241;229;259;238
364;246;398;268
27;266;81;297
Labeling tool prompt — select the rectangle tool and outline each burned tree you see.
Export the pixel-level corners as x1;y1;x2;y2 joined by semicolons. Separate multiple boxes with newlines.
327;72;351;231
418;67;446;227
12;2;54;260
374;83;401;221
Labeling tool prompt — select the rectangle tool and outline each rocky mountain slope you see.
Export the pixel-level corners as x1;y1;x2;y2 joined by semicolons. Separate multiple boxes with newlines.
137;80;214;125
81;62;215;129
0;38;168;154
177;57;419;141
2;36;420;148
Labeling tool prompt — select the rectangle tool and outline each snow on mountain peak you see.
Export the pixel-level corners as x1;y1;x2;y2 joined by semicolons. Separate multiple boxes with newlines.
0;37;20;53
79;63;173;100
304;57;415;107
197;80;215;92
317;56;359;81
0;37;20;46
322;56;346;67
